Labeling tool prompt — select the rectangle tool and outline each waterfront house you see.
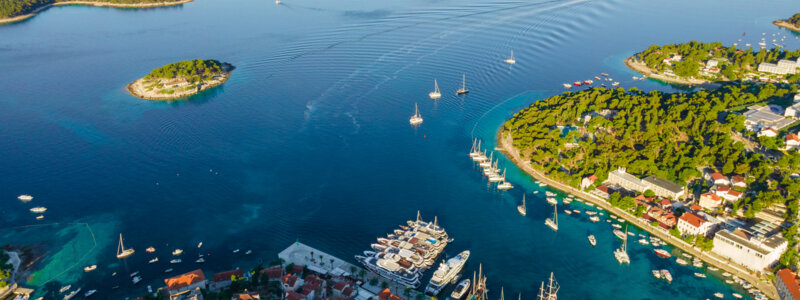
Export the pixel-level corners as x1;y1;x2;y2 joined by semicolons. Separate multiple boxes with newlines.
712;228;787;273
699;193;723;210
677;212;716;236
731;176;747;188
786;134;800;150
759;127;779;137
775;268;800;300
723;190;743;202
710;172;729;186
232;291;261;300
260;266;283;282
332;281;358;299
282;274;302;292
592;185;611;199
744;105;795;132
209;269;243;292
165;269;207;300
581;175;597;190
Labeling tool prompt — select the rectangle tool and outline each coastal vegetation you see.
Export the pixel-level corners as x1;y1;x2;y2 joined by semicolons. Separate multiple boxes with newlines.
629;41;800;83
0;251;10;288
128;59;233;100
773;13;800;33
0;0;190;22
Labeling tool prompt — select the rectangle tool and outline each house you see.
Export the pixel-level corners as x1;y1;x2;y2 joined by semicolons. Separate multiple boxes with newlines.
300;274;326;300
744;105;795;132
775;268;800;300
647;207;677;227
715;186;731;198
165;269;207;300
787;134;800;149
581;175;598;190
731;176;747;188
723;190;744;202
699;193;723;210
282;274;302;292
232;292;261;300
658;199;672;210
605;168;685;199
286;290;306;300
377;288;405;300
712;228;787;273
677;212;716;236
592;185;611;199
332;281;358;299
209;269;243;292
260;266;283;282
689;204;703;211
785;103;800;119
710;172;730;186
759;127;779;137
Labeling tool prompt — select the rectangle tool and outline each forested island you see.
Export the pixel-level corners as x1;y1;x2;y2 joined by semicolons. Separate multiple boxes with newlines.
501;85;800;269
773;13;800;33
0;0;193;24
626;41;800;85
127;59;233;100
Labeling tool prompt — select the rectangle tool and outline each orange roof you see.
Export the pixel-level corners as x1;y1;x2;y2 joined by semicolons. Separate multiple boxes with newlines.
727;190;743;197
787;134;800;142
701;193;721;201
165;269;205;291
213;269;243;282
260;267;283;279
588;175;597;181
680;212;706;228
659;199;672;206
232;292;260;300
690;204;703;211
711;172;725;180
777;269;800;300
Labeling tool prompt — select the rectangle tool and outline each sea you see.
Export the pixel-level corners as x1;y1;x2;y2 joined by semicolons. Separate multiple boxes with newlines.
1;0;799;299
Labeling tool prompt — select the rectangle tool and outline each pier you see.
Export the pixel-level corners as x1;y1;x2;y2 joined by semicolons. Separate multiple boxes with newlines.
497;131;779;300
279;242;429;300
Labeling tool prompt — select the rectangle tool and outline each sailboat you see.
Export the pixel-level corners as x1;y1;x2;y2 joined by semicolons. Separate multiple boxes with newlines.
466;264;487;300
536;273;559;300
469;139;481;158
614;227;630;264
504;50;516;64
517;194;526;216
456;74;469;95
429;79;442;100
545;204;558;231
116;234;135;259
409;103;424;126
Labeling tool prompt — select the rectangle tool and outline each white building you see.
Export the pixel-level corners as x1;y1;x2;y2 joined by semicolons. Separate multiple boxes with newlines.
677;212;716;236
744;105;795;132
785;103;800;118
712;229;787;273
699;192;723;210
758;58;800;75
605;168;685;199
758;127;779;137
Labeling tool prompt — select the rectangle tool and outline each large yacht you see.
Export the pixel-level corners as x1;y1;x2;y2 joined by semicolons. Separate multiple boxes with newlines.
425;250;470;295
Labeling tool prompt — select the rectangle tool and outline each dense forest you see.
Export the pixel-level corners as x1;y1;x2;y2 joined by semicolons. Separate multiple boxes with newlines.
145;59;229;83
633;41;800;81
0;0;185;19
786;13;800;27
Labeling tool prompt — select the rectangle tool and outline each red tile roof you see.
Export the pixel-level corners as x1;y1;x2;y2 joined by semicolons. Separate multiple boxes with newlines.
727;190;743;198
588;175;597;181
787;134;800;142
213;269;243;282
711;172;725;180
701;193;721;202
690;204;703;211
777;269;800;300
597;185;610;193
165;269;206;291
283;274;298;287
635;195;646;201
286;290;305;300
342;287;355;297
260;267;282;279
717;186;730;193
333;281;349;290
680;212;706;228
232;292;261;300
659;199;672;206
291;265;304;274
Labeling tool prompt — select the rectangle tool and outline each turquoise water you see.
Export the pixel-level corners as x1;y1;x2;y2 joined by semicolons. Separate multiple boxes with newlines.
1;0;799;298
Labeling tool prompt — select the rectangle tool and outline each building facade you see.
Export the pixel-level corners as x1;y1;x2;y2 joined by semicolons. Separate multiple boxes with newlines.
712;229;787;273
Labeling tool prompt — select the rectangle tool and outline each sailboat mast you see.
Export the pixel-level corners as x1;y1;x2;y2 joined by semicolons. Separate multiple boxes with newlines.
462;74;466;90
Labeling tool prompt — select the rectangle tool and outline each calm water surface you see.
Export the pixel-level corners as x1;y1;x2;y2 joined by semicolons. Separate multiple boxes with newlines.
1;0;799;298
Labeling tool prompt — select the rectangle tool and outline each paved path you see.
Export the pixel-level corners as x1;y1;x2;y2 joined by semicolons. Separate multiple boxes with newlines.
497;131;778;300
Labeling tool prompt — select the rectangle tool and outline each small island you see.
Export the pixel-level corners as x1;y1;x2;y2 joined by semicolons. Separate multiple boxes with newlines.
773;13;800;33
0;0;194;24
626;41;800;85
127;59;233;101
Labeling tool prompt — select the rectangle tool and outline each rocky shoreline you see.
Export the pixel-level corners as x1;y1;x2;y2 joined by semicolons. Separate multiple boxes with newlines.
0;0;194;24
773;20;800;33
624;57;708;86
127;72;231;101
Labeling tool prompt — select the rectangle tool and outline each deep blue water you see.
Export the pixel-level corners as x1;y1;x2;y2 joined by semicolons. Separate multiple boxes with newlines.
1;0;800;298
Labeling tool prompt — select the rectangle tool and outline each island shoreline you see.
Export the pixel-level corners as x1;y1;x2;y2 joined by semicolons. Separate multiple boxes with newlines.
624;57;709;86
773;20;800;33
126;71;231;101
495;128;778;300
0;0;194;24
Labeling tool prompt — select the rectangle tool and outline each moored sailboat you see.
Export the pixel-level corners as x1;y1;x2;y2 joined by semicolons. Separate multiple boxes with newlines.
409;103;424;126
504;50;516;64
429;79;442;100
116;234;135;259
456;74;469;95
517;195;526;216
545;204;558;231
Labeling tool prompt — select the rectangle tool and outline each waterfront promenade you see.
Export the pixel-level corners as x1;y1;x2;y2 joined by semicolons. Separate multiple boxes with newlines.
279;242;428;300
497;131;779;300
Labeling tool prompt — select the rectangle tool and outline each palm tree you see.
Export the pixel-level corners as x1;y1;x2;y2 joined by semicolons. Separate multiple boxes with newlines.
330;259;334;270
359;269;366;281
381;281;389;290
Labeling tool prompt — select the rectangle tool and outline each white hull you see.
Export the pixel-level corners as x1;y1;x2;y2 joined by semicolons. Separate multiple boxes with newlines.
425;250;470;295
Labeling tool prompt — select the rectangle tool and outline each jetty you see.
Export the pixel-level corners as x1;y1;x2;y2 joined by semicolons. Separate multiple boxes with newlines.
496;130;779;300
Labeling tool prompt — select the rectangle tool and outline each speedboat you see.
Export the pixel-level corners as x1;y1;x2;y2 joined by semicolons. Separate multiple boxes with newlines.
450;279;470;299
654;249;670;258
83;265;97;272
589;216;600;222
148;257;159;264
676;258;688;265
594;76;601;80
196;258;205;264
17;195;33;202
573;81;582;86
694;272;706;278
132;276;142;284
732;293;742;299
170;259;182;264
245;250;252;255
584;80;594;85
652;270;661;278
564;210;572;215
84;290;96;298
172;249;183;256
60;285;71;293
164;268;174;273
588;235;596;247
661;270;672;283
714;292;724;298
613;229;626;240
562;83;572;88
130;271;139;277
146;247;156;253
30;207;47;213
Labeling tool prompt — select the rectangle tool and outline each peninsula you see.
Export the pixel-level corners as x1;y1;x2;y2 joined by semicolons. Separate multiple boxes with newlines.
127;59;233;101
626;41;800;85
773;13;800;34
499;85;800;300
0;0;194;24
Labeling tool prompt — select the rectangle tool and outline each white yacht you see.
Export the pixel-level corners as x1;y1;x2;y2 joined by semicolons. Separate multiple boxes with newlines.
545;204;558;231
497;181;513;190
63;288;81;300
546;197;558;206
29;207;47;213
170;259;182;264
409;103;423;126
429;79;442;100
479;153;493;168
172;249;183;256
84;290;96;298
17;195;33;202
469;139;481;158
614;228;630;264
562;83;572;89
450;279;470;300
116;234;135;259
83;265;97;272
456;74;469;95
424;250;470;295
148;257;159;264
588;235;596;247
504;50;516;64
488;169;505;182
517;195;526;216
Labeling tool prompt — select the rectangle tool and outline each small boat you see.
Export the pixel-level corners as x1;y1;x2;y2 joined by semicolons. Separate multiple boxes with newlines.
638;239;649;245
233;249;240;254
170;259;182;264
594;76;601;80
83;265;97;272
429;79;442;100
164;268;174;273
562;198;572;204
409;103;424;126
612;224;622;229
722;272;731;277
456;74;469;95
652;270;661;278
628;232;635;236
589;216;600;222
172;249;183;256
564;210;572;215
714;292;724;298
611;82;619;86
613;229;626;240
84;290;96;298
517;195;527;216
196;258;205;264
546;197;558;206
245;250;253;255
632;76;639;80
63;288;80;300
708;266;719;271
584;80;593;85
676;258;688;265
573;81;582;86
504;50;516;64
544;204;558;231
732;293;742;299
275;0;280;4
148;257;159;264
116;234;135;259
562;83;572;89
17;195;33;202
694;272;706;278
681;253;692;259
588;235;596;247
132;276;142;284
451;279;470;300
111;272;116;276
60;285;71;293
29;207;47;213
146;247;155;253
661;270;672;283
197;242;203;248
497;181;513;190
573;209;580;214
601;73;609;77
147;285;153;293
654;249;670;258
130;271;139;277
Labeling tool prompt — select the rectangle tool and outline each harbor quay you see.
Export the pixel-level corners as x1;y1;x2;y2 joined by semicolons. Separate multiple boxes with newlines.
279;242;429;300
497;132;780;300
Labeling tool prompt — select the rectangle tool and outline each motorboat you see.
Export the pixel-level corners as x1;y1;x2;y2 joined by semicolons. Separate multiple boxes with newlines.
588;235;596;247
424;250;470;295
661;270;672;283
172;249;183;256
146;247;155;253
17;195;33;202
562;83;571;88
30;207;46;213
132;276;142;284
164;268;174;273
450;279;470;300
63;288;81;300
148;257;159;264
695;272;706;278
83;265;97;272
84;290;96;298
60;285;71;293
654;249;670;258
170;259;182;264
